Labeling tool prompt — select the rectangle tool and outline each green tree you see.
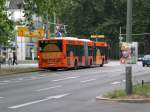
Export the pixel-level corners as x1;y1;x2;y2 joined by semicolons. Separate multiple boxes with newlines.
133;0;150;54
22;0;150;57
61;0;150;58
23;0;66;32
0;0;15;47
60;0;126;58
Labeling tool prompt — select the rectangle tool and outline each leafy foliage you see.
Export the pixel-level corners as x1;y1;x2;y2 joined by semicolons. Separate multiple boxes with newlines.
60;0;150;58
104;82;150;99
23;0;66;31
0;0;15;46
19;0;150;57
132;0;150;54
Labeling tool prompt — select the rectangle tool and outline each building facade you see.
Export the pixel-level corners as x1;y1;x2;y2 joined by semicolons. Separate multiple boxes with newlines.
7;0;44;61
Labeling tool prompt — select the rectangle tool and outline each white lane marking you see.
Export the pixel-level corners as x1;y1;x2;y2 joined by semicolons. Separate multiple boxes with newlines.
36;85;62;92
0;83;7;85
100;70;123;74
122;80;126;82
30;76;38;80
19;78;24;81
52;76;80;82
81;79;96;83
8;93;69;109
39;75;47;77
16;78;24;81
111;81;121;85
0;80;11;83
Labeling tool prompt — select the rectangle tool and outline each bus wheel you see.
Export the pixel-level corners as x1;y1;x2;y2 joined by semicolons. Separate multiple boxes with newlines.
100;60;104;67
143;64;145;67
50;68;57;71
74;60;78;70
90;59;92;66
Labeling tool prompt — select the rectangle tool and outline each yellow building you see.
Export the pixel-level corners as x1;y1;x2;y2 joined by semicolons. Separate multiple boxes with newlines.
16;26;50;61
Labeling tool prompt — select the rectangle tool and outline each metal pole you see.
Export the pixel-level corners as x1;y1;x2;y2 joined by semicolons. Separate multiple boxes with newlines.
119;27;123;43
64;25;67;35
45;0;49;39
126;0;132;42
125;66;132;94
0;46;1;69
45;15;49;39
54;12;56;35
0;37;1;69
126;0;133;95
21;37;23;60
120;27;122;37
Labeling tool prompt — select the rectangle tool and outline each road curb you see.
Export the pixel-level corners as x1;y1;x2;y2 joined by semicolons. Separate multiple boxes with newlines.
96;96;150;103
0;68;43;77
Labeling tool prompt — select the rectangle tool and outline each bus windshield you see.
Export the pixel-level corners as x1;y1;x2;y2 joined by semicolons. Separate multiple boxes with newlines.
39;40;62;52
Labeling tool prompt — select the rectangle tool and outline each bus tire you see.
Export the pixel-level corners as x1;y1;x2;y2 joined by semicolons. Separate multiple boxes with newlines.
100;63;103;67
74;59;78;70
50;68;57;71
143;64;145;67
100;60;104;67
90;59;92;66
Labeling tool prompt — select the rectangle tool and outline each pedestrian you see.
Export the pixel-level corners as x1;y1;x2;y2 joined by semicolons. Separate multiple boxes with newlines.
55;31;62;37
12;52;17;65
8;54;12;65
31;48;35;60
3;55;6;64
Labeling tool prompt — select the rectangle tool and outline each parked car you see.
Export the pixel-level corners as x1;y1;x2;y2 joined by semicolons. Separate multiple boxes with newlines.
138;57;143;61
142;55;150;67
138;54;144;61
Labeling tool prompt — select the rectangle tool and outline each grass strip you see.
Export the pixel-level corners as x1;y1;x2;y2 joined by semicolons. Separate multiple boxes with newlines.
104;82;150;99
0;67;41;76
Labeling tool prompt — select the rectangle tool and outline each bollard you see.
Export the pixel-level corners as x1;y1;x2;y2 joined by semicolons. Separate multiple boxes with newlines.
142;80;144;87
126;66;133;95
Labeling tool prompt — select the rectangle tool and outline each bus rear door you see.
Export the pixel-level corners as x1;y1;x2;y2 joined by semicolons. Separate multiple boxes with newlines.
38;40;66;69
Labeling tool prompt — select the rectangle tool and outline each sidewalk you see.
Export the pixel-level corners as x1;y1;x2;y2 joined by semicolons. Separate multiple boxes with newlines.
0;60;38;69
0;61;39;76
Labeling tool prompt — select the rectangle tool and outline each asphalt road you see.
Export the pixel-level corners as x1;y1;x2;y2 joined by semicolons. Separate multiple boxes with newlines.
0;61;150;112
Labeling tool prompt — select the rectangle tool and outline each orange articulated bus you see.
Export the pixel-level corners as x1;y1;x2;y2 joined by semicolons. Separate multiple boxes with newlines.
37;37;108;70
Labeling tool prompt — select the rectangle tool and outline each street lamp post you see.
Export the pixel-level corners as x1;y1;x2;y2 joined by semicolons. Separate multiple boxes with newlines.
54;12;56;35
126;0;133;42
126;0;133;95
0;45;1;69
44;0;49;39
45;15;49;39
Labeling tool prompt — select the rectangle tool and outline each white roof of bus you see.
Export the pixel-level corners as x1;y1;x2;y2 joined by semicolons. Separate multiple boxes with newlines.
55;37;92;42
40;37;92;42
79;39;91;42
